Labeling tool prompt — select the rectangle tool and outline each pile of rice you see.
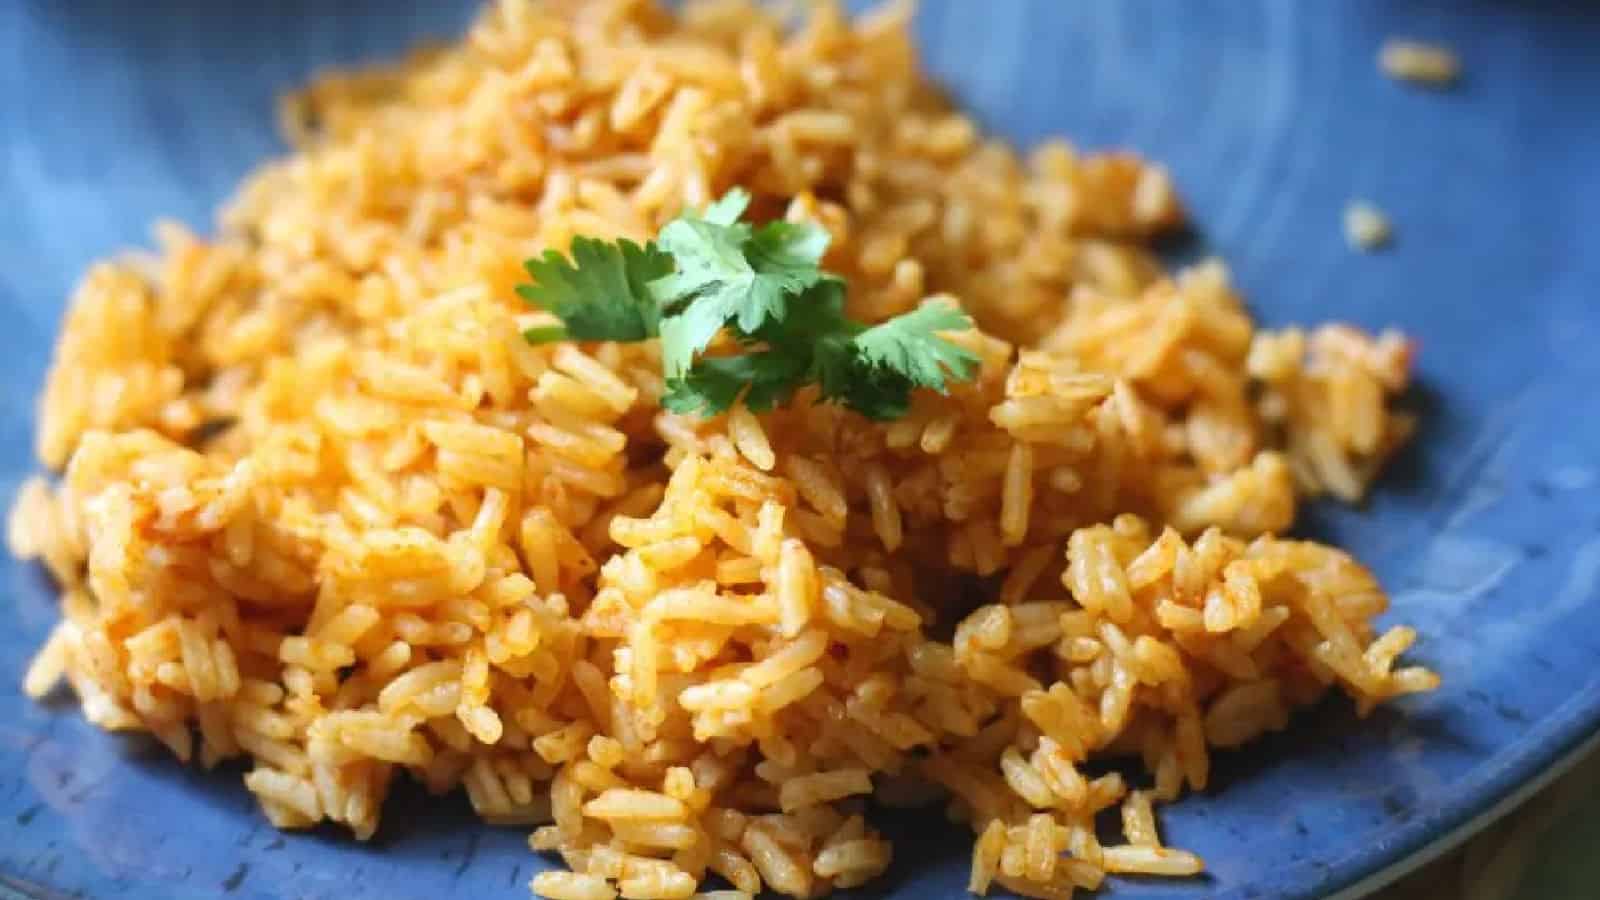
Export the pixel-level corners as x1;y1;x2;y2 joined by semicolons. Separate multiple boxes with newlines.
8;2;1436;898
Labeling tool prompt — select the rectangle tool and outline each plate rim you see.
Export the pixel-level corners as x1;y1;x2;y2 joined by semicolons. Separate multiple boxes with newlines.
1308;694;1600;900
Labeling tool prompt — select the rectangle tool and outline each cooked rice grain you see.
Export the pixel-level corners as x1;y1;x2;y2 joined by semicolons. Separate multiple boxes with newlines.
1380;39;1462;87
1344;201;1393;251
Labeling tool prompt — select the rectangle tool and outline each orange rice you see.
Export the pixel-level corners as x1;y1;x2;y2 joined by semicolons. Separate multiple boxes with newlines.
8;2;1435;898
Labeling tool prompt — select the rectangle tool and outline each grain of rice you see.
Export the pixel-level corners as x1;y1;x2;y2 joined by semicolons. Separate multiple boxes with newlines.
1121;790;1160;847
778;768;873;813
741;824;812;898
532;871;618;900
1344;202;1392;251
863;464;903;552
1380;39;1461;87
618;868;696;900
727;404;776;472
1102;844;1205;876
583;788;689;822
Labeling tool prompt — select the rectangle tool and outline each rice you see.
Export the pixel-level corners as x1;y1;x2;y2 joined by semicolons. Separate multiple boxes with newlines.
1380;39;1462;87
1344;201;1393;251
9;1;1435;897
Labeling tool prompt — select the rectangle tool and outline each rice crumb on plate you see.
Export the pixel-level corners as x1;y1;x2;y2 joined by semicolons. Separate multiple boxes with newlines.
1380;39;1462;87
1345;201;1394;251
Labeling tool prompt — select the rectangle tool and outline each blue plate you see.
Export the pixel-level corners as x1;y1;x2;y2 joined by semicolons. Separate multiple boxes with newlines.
3;2;1598;898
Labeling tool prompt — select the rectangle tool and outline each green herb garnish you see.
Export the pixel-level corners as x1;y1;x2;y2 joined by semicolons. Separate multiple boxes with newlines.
517;237;673;344
515;188;978;420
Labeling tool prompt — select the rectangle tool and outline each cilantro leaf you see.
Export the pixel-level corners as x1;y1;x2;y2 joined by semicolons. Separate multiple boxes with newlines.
810;333;861;403
517;237;673;342
828;362;915;422
754;281;914;421
744;219;831;303
853;301;980;392
522;325;570;344
651;194;831;376
650;217;754;312
753;219;830;262
516;186;978;423
658;299;735;379
702;188;752;226
750;278;853;345
662;351;809;416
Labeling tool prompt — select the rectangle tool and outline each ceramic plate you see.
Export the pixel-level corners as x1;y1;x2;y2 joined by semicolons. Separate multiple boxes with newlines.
3;2;1599;898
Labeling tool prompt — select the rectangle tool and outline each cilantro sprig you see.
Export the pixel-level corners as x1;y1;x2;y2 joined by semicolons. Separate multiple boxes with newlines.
516;188;979;420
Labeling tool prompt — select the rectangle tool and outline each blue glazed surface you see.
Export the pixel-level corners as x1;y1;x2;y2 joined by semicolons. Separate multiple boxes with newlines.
2;2;1598;898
